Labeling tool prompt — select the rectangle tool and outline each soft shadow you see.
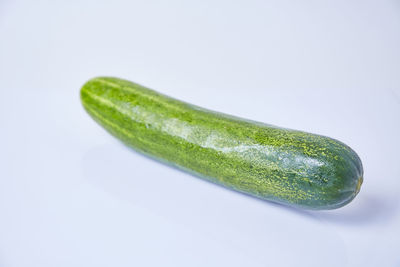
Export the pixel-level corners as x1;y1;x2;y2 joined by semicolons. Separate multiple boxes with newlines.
310;194;398;226
82;143;397;226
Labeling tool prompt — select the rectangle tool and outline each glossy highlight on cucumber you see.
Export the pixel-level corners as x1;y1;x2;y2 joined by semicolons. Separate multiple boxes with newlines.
80;77;363;210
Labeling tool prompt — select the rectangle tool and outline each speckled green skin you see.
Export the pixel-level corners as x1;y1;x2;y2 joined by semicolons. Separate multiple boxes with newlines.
81;77;363;210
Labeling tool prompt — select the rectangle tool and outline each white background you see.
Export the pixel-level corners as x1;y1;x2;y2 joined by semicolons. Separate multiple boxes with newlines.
1;1;400;266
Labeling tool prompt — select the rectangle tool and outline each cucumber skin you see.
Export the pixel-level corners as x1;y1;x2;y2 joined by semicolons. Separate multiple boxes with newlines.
81;77;363;210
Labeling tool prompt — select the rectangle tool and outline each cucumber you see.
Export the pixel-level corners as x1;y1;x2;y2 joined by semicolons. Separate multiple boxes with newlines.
80;77;363;210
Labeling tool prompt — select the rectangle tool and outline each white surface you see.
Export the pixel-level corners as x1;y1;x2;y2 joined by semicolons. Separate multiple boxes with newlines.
1;1;400;266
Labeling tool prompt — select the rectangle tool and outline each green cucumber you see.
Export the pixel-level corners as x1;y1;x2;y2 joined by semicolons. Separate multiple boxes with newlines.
80;77;363;210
